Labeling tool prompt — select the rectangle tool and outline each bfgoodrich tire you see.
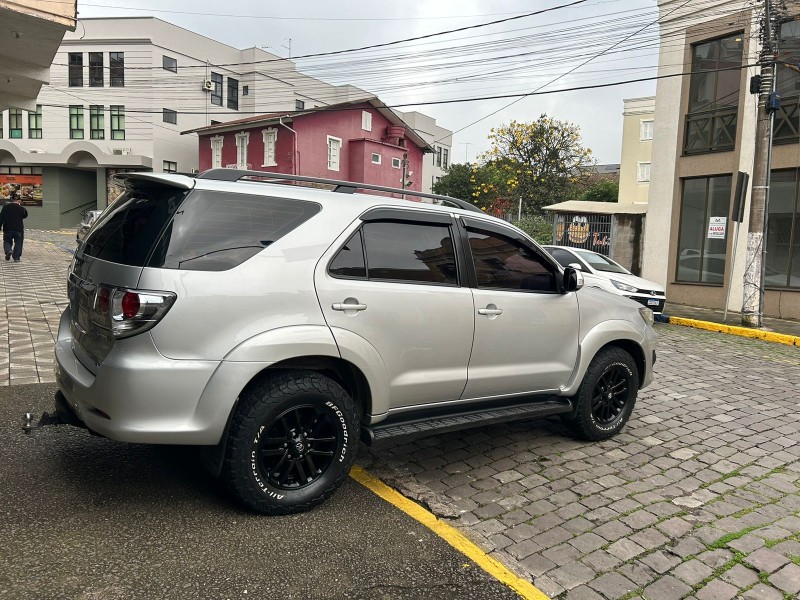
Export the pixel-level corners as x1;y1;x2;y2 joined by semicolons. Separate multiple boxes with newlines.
222;370;359;515
567;347;639;441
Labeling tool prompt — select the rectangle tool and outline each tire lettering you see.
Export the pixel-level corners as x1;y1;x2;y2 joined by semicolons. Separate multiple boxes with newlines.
325;400;349;463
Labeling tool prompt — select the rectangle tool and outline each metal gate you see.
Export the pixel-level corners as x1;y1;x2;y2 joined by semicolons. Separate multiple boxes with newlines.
551;212;612;256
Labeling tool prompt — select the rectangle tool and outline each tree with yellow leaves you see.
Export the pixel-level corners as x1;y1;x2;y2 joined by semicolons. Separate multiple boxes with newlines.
479;115;595;214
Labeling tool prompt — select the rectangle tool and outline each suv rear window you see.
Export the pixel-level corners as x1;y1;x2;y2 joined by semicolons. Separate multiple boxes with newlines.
81;187;188;267
148;190;320;271
82;187;320;271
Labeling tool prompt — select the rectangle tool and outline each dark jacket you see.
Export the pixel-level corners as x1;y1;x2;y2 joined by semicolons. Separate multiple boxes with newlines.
0;202;27;232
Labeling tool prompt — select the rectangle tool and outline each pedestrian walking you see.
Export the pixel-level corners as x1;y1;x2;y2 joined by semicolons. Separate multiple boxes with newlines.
0;192;28;262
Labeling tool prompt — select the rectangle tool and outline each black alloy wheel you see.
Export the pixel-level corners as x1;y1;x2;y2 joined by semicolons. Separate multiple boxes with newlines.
257;405;338;490
222;370;359;515
567;347;639;441
590;365;630;425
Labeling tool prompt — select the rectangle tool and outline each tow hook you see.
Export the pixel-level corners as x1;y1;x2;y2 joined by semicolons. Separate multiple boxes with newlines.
22;391;86;435
22;411;63;434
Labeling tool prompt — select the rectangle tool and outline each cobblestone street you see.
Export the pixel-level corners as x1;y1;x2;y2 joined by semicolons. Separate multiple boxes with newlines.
4;234;800;599
368;327;800;599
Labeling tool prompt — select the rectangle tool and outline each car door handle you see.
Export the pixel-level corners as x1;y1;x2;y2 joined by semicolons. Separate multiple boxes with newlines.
332;302;367;311
477;307;503;316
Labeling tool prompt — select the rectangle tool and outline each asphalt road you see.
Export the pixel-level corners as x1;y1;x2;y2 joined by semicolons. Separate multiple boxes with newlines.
0;383;521;600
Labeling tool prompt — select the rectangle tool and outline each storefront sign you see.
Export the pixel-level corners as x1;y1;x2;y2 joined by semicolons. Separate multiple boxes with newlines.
707;216;727;239
0;174;43;207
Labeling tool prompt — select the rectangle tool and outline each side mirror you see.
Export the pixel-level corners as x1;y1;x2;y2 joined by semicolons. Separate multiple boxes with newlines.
568;262;583;271
563;266;584;293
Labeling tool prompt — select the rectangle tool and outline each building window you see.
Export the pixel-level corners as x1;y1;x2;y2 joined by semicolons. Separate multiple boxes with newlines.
765;169;800;288
684;34;743;154
640;120;654;141
235;131;250;169
90;105;104;139
391;157;401;169
676;175;732;284
9;109;23;139
211;135;223;169
774;21;800;145
435;146;442;167
69;106;84;139
163;160;178;173
28;105;42;139
110;52;125;87
327;136;342;171
262;128;277;166
162;55;177;73
442;148;449;169
0;115;3;138
636;162;651;183
110;105;125;140
295;99;305;111
228;78;239;110
211;72;223;106
371;153;381;164
163;108;178;125
242;85;249;96
88;52;103;87
362;111;372;131
68;53;83;86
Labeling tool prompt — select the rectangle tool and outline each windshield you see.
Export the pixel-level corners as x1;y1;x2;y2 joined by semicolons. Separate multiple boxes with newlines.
574;250;629;274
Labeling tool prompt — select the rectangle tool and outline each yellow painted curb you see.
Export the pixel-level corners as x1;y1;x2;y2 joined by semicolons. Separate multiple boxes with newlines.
350;465;549;600
668;316;800;347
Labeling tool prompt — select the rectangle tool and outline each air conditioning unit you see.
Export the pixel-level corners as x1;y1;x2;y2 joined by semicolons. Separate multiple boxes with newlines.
202;80;213;92
112;148;132;156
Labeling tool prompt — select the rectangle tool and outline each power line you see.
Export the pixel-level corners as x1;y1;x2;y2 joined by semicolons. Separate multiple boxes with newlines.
50;0;593;70
439;0;699;142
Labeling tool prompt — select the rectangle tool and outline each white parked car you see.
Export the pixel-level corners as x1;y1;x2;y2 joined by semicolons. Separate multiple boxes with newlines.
544;245;666;314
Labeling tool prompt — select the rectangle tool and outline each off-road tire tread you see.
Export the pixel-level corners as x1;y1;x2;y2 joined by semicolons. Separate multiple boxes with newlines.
222;370;359;515
568;347;638;441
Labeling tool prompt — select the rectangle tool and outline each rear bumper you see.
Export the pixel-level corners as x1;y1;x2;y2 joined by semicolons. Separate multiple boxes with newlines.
54;307;229;444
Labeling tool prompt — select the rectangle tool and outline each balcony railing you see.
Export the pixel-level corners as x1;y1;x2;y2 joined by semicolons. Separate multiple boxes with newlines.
773;94;800;145
683;107;738;155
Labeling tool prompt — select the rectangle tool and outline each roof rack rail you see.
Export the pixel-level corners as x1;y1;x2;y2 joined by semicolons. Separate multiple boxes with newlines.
196;168;483;214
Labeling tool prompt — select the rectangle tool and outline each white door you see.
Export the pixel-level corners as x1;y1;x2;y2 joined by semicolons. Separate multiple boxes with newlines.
461;221;580;399
315;215;474;409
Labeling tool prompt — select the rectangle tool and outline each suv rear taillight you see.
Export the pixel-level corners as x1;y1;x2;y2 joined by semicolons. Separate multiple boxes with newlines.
93;286;176;339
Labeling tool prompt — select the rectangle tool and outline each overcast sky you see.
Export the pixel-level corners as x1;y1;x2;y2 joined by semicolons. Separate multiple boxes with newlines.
76;0;661;164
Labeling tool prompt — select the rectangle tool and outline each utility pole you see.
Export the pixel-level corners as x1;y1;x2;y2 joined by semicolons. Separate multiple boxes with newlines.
742;0;783;327
459;142;472;164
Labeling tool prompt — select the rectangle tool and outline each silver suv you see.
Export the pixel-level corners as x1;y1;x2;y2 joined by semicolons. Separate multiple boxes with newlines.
51;170;657;515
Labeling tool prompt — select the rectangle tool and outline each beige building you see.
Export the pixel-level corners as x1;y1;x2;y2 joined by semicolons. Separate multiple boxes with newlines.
644;0;800;320
618;97;655;205
0;1;76;111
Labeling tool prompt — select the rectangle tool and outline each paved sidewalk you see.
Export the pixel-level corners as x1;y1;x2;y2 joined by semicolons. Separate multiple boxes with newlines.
0;231;73;386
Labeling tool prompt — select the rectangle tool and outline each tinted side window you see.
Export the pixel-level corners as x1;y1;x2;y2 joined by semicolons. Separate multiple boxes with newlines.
548;248;577;269
362;221;457;285
81;187;188;267
149;191;320;271
467;228;556;292
329;230;366;278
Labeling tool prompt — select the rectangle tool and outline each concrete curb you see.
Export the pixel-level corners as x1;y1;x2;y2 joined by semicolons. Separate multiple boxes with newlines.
662;315;800;347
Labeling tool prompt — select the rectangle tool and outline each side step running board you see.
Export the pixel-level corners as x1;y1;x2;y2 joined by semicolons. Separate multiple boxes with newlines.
361;398;572;445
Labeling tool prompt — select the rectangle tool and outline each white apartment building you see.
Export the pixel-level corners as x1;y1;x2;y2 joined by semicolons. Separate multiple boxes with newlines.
0;17;453;228
397;111;453;194
618;97;654;205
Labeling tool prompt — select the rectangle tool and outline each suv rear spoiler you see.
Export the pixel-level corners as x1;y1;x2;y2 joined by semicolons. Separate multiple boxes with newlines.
113;172;196;190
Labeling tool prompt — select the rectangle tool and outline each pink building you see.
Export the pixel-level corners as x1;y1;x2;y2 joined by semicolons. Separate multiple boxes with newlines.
187;98;430;193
